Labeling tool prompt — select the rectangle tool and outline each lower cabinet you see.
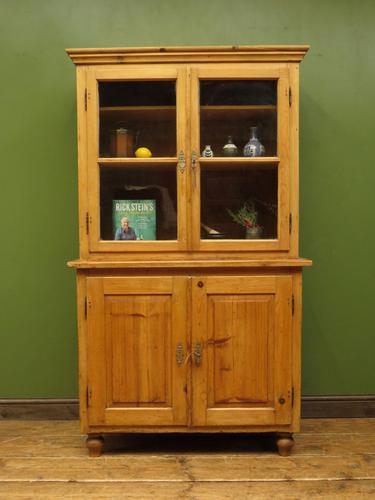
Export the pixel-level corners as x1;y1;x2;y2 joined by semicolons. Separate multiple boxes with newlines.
83;273;298;456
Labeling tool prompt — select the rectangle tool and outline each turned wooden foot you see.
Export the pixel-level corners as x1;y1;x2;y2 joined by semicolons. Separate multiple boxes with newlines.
276;433;294;456
86;434;104;457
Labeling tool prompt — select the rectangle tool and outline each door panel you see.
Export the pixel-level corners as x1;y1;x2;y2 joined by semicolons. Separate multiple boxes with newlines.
107;295;170;404
191;275;293;426
87;276;187;426
208;294;273;406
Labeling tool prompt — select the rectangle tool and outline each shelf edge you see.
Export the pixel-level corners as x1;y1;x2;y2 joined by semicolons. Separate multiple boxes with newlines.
67;258;313;269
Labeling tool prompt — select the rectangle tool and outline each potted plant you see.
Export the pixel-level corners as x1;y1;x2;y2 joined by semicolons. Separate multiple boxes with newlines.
227;200;263;239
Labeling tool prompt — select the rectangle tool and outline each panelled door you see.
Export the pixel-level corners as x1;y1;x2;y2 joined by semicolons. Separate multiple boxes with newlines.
86;276;188;426
191;275;293;426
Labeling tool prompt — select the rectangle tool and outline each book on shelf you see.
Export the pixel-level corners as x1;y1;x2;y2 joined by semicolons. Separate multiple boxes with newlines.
113;200;156;240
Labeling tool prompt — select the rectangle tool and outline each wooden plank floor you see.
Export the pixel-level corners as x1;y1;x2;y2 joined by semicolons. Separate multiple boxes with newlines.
0;419;374;498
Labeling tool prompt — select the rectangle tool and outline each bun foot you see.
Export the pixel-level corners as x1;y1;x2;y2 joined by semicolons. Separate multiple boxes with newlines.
276;432;294;456
86;434;104;457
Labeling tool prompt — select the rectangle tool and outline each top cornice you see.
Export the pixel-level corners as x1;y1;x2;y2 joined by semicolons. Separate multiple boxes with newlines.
66;45;310;65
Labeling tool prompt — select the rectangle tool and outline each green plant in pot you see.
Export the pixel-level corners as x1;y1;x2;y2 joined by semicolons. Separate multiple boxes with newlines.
227;200;263;239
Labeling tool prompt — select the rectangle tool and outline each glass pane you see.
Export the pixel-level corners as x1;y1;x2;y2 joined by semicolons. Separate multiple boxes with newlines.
200;165;277;240
200;80;277;157
100;165;177;240
99;81;176;157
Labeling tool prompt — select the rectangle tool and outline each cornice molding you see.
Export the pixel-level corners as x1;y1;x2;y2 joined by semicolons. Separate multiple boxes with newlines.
66;45;310;65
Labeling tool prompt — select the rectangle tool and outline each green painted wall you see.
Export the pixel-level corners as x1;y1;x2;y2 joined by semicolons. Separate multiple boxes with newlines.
1;0;374;397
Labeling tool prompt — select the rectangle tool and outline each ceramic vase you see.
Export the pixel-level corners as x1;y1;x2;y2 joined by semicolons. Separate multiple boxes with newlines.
202;145;214;157
222;136;238;157
243;127;265;157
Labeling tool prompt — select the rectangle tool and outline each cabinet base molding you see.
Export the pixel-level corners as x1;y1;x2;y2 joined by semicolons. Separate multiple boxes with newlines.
1;397;375;420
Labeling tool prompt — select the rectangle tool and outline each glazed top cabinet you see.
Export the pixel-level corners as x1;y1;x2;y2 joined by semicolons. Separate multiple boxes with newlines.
66;45;311;261
67;46;312;457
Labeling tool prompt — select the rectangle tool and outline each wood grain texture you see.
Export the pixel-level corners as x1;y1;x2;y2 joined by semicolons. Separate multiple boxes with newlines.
0;480;374;499
191;276;293;427
208;295;271;406
76;272;89;433
277;69;291;250
75;66;89;260
107;295;170;404
68;258;313;268
288;63;300;257
0;418;375;499
66;45;310;65
86;276;188;427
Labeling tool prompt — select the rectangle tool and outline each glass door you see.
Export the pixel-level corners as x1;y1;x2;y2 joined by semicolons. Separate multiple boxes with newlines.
190;66;290;251
86;67;188;252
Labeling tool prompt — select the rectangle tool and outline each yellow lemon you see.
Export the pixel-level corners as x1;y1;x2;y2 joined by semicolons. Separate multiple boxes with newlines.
135;147;152;158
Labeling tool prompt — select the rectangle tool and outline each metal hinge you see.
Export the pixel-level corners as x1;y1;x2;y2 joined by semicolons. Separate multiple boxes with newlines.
84;88;87;111
289;87;292;107
84;296;88;320
86;386;90;408
289;213;292;234
292;387;295;408
292;294;295;316
86;212;90;234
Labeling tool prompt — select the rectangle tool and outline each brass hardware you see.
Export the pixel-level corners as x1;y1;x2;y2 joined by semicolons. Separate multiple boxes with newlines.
279;397;286;405
191;150;198;170
176;343;184;365
197;281;204;288
193;342;202;366
178;151;185;173
191;150;198;187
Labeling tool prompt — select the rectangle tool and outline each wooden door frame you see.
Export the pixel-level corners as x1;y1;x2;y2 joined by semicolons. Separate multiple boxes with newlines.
189;64;290;252
85;65;189;253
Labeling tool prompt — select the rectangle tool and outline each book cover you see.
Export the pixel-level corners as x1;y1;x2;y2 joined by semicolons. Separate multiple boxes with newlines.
113;200;156;240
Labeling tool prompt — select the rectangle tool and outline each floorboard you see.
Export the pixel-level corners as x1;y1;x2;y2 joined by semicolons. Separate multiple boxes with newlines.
0;419;374;498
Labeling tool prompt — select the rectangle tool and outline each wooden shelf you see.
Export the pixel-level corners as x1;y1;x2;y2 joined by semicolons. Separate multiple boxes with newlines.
201;105;276;121
68;258;313;269
201;105;276;111
100;106;176;121
199;157;279;167
99;157;177;166
99;105;275;120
